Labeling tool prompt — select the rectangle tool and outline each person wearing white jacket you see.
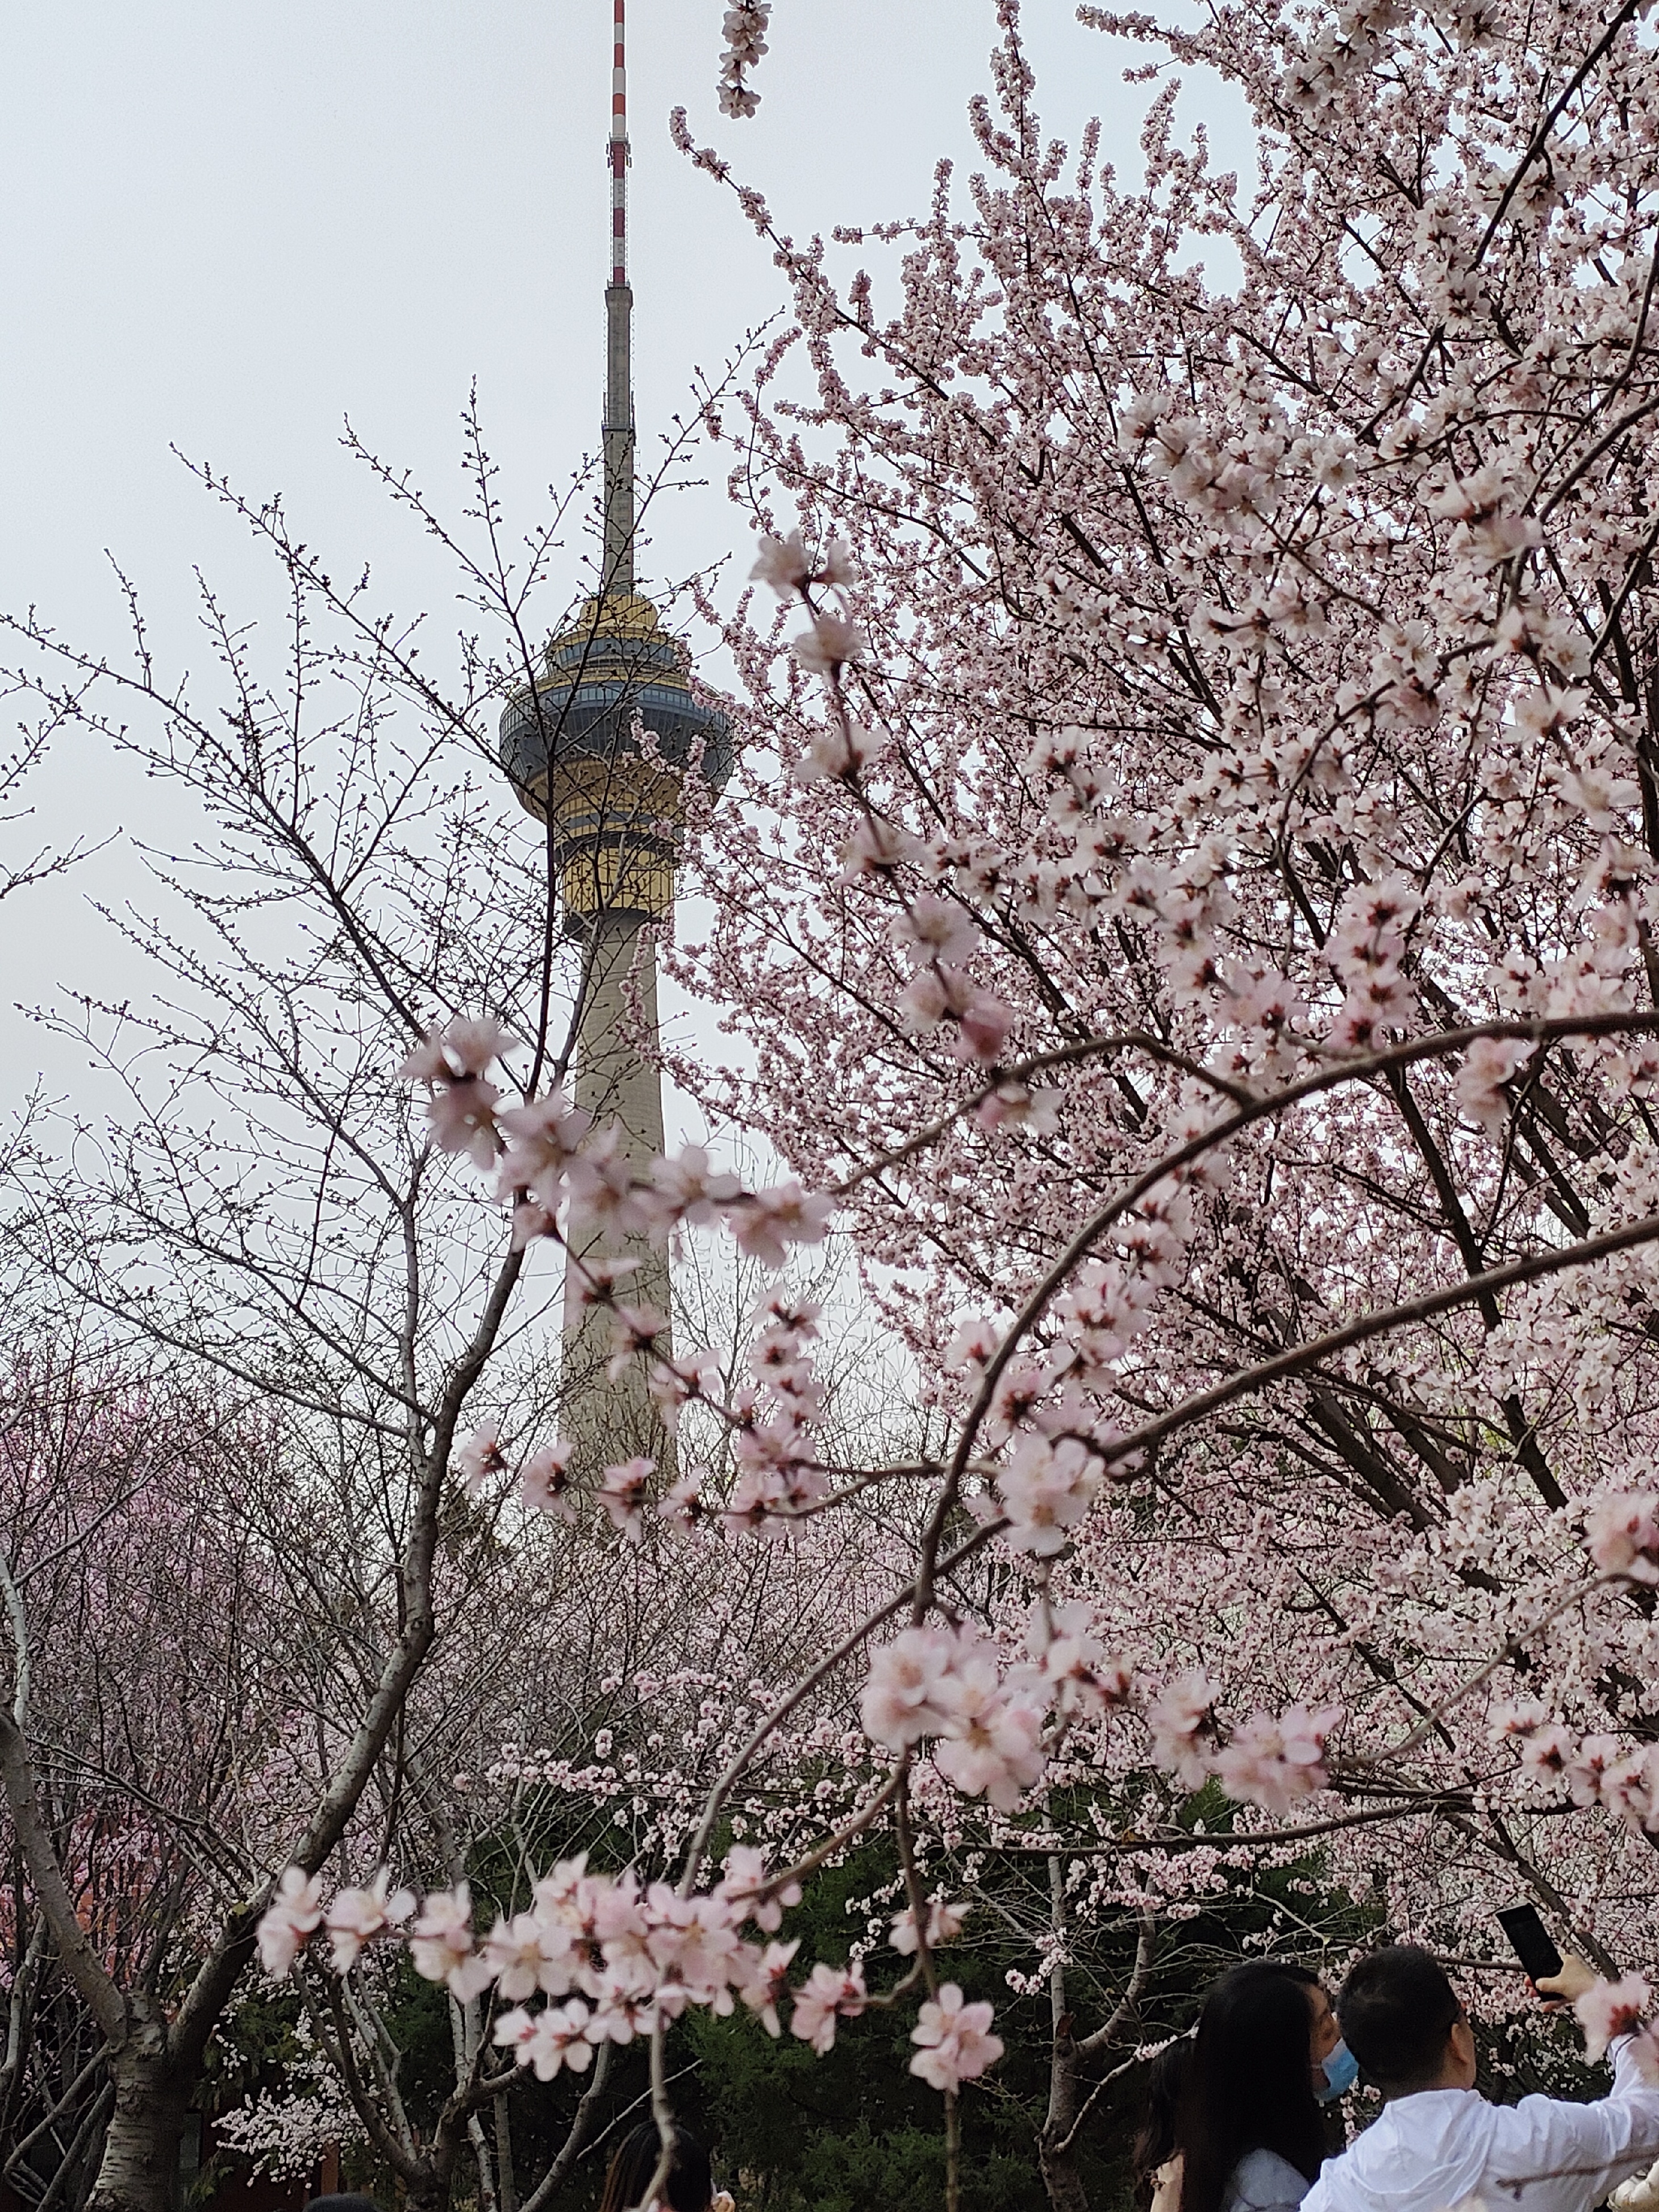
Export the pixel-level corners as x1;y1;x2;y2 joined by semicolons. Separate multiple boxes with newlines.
1300;1946;1659;2212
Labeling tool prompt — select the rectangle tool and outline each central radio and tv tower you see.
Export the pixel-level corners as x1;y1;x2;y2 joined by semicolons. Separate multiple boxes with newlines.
498;0;732;1478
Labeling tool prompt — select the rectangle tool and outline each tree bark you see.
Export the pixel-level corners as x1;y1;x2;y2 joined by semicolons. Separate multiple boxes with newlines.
85;2031;188;2212
1038;1857;1094;2212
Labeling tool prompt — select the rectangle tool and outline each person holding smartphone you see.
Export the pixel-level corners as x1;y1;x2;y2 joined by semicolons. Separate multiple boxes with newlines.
1300;1944;1659;2212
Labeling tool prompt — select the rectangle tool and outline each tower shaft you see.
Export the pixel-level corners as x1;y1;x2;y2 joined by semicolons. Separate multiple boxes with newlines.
561;913;671;1476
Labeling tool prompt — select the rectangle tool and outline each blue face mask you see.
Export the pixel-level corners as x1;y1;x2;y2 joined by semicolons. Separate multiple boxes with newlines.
1317;2039;1359;2103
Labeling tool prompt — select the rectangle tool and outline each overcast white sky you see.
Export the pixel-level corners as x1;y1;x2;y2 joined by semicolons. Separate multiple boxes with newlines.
0;0;1245;1123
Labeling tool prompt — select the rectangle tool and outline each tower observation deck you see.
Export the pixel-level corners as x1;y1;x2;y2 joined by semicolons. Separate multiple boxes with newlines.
498;0;732;1477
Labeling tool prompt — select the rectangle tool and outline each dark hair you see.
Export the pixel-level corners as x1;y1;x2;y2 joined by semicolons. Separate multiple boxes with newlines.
1134;2040;1191;2210
597;2123;714;2212
1337;1946;1463;2096
1177;1963;1326;2212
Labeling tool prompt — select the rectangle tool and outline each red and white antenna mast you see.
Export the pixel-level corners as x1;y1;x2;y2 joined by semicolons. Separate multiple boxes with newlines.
602;0;635;596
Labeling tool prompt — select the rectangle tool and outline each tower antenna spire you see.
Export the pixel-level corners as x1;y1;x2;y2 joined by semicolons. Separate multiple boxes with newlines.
603;0;634;596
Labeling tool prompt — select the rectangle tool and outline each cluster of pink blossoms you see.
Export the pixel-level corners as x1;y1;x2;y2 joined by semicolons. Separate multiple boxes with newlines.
255;1851;1001;2094
402;1018;841;1537
1575;1974;1659;2073
716;1;769;119
451;1289;832;1545
1494;1703;1659;1828
1586;1489;1659;1585
1471;1488;1659;1832
1139;1671;1341;1817
1324;875;1420;1053
862;1623;1048;1812
399;1017;831;1275
861;1620;1340;1819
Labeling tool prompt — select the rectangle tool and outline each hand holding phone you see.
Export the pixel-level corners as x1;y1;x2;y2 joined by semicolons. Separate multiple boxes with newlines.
1497;1903;1564;1987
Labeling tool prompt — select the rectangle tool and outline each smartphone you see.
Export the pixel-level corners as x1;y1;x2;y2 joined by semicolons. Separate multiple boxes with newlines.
1497;1903;1564;1984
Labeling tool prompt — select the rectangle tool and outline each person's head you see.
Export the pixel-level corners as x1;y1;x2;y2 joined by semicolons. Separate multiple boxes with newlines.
1337;1946;1476;2099
597;2123;714;2212
1177;1963;1335;2212
1134;2038;1192;2203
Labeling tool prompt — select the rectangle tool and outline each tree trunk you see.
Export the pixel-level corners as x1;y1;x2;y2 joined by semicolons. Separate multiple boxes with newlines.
1039;1857;1093;2212
85;2040;188;2212
1039;2020;1093;2212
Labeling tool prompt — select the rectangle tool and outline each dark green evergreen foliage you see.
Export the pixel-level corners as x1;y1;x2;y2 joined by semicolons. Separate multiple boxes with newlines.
681;1841;1068;2212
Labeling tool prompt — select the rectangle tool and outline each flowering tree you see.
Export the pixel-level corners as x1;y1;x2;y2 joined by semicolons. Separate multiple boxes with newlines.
673;0;1659;2189
0;1348;305;2211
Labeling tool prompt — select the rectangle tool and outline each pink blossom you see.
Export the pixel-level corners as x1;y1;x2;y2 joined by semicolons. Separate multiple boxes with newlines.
1455;1037;1535;1135
838;814;921;877
256;1867;324;1979
495;1091;591;1205
719;1844;802;1934
1564;1734;1624;1811
658;1468;712;1533
790;1961;866;2053
899;967;950;1031
481;1910;577;2000
567;1123;648;1239
439;1017;508;1076
751;528;810;595
861;1624;960;1748
1148;1672;1218;1788
791;716;877;785
997;1434;1103;1556
398;1032;451;1084
945;1316;999;1369
1586;1490;1659;1583
975;1081;1060;1132
727;1183;834;1269
493;1999;596;2080
1601;1746;1659;1830
891;893;981;971
455;1420;506;1499
648;1348;724;1428
955;992;1014;1064
424;1078;501;1170
984;1359;1051;1443
909;1983;1005;2091
607;1303;669;1380
585;1976;659;2044
324;1869;414;1973
737;1938;800;2036
645;1145;741;1236
598;1457;655;1544
791;614;865;676
1213;1704;1339;1817
932;1676;1045;1812
1519;1722;1575;1784
1039;1627;1135;1712
891;1899;967;1955
1577;1973;1654;2061
719;1466;790;1538
519;1439;576;1519
410;1884;491;1999
397;1015;507;1083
